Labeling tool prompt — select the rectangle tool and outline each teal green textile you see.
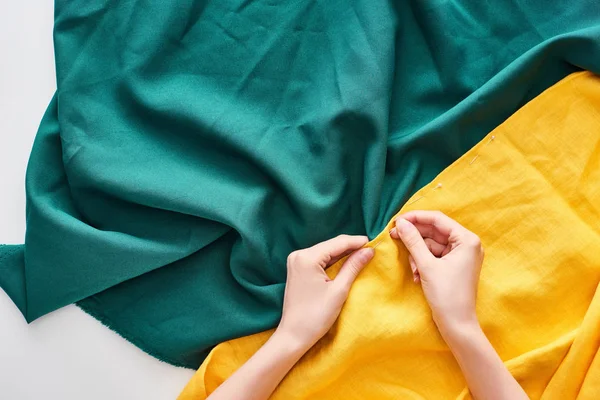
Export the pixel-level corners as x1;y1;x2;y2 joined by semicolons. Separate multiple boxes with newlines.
1;0;600;368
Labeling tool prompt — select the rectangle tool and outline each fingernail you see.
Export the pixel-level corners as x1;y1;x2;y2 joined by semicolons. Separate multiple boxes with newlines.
358;247;375;262
397;218;411;233
389;227;397;236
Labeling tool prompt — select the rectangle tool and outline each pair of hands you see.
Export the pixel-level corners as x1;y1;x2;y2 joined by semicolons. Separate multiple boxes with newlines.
277;210;484;348
209;211;527;400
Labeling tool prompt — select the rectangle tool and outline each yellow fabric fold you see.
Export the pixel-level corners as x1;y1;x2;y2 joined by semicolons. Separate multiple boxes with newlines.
179;71;600;399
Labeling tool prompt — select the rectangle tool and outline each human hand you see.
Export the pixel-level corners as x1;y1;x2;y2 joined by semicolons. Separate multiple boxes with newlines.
277;235;375;349
390;211;484;336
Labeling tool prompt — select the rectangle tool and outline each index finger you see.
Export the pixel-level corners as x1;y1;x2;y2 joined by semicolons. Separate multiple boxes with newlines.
399;211;468;239
310;234;369;265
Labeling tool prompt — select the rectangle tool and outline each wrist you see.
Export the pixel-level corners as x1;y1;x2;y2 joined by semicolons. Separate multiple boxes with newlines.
437;319;484;349
271;327;314;356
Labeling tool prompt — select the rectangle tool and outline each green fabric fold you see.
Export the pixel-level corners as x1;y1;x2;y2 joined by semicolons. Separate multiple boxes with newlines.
2;0;600;368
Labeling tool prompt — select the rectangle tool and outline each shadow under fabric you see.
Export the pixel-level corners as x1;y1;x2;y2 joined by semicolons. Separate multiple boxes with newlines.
179;72;600;399
1;1;600;368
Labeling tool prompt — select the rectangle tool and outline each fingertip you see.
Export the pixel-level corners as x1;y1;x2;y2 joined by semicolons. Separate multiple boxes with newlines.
334;247;374;292
359;247;375;263
346;248;375;274
408;256;418;282
345;235;370;251
395;218;412;234
389;227;398;238
412;264;421;283
347;235;369;246
356;235;370;248
397;212;417;223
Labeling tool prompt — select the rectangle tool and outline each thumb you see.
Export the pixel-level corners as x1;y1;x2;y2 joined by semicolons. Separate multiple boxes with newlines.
334;247;375;295
396;218;434;266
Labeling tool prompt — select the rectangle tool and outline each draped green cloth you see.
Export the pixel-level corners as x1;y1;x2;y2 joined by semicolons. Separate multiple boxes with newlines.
1;0;600;368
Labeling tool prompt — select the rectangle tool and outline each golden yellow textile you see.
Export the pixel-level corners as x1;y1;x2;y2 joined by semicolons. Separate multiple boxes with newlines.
179;72;600;399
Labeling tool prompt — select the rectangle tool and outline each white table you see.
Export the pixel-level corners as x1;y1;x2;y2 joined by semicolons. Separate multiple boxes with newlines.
0;3;195;399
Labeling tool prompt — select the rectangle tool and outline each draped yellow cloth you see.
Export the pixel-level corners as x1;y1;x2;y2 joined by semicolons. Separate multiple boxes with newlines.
179;72;600;399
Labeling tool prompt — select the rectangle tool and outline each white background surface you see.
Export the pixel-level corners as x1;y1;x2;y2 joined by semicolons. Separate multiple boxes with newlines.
0;3;195;399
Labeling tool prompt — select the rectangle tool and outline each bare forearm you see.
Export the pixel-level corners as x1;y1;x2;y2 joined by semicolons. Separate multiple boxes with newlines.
442;323;528;400
207;330;309;400
207;235;374;400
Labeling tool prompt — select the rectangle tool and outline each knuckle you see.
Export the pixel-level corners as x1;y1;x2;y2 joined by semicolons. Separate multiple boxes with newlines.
433;210;446;218
287;251;301;266
433;210;446;221
467;233;482;248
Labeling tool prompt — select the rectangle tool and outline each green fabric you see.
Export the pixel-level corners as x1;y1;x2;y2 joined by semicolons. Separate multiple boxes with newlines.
1;0;600;368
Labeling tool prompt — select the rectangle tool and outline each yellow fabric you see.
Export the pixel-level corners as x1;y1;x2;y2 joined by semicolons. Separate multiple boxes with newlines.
179;71;600;400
